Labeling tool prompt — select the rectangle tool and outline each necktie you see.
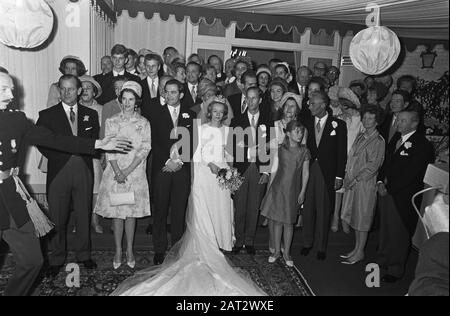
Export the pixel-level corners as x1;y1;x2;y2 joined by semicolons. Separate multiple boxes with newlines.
69;106;76;124
171;107;178;126
251;115;256;128
191;85;197;102
151;80;157;98
241;99;247;114
316;119;321;134
395;137;403;151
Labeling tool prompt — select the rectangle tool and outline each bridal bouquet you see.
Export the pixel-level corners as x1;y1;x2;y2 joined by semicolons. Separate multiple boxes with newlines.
217;168;244;194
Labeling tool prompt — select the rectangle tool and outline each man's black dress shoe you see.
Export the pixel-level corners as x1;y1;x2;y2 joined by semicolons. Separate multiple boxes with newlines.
381;275;399;283
245;245;256;255
153;253;165;265
45;265;63;278
232;246;243;254
317;252;327;261
78;259;98;269
300;247;312;256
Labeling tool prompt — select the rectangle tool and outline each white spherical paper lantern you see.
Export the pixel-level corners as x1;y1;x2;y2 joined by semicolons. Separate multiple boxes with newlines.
350;26;401;75
0;0;54;49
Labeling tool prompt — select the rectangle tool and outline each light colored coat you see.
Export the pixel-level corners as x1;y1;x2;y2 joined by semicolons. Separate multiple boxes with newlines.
341;130;385;232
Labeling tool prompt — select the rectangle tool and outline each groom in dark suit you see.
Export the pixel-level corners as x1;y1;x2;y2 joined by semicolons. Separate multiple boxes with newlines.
151;79;195;265
37;75;100;276
302;91;347;260
230;86;273;255
376;110;434;283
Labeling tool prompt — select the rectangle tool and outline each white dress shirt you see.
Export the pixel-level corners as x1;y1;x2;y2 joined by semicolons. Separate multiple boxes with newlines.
147;76;159;98
62;102;78;123
187;82;198;101
113;70;125;77
315;113;329;131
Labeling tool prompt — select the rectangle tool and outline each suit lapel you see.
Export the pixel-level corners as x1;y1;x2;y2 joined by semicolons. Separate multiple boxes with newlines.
318;116;333;150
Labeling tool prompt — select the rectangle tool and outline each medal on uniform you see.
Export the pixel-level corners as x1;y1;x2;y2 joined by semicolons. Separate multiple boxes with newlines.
11;139;17;154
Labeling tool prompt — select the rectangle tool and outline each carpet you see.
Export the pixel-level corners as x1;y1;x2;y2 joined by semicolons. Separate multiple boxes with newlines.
0;250;313;296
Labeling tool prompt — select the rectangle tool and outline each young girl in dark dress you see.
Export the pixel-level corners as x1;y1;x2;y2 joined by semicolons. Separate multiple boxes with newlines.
260;120;310;267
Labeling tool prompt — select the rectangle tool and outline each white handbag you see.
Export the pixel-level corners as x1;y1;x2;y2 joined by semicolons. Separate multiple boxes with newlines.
110;183;135;206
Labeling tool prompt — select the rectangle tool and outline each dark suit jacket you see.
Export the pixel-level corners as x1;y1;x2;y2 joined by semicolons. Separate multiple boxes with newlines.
378;131;434;234
0;110;95;229
141;77;161;113
182;84;202;110
96;71;141;105
36;103;100;192
229;110;274;176
150;103;195;175
228;93;244;117
305;115;347;191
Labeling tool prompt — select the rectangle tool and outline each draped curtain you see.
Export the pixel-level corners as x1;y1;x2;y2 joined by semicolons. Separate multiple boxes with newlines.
90;0;115;75
114;11;186;57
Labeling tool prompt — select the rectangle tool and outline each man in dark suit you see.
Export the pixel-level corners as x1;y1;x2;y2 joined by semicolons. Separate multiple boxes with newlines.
96;44;141;105
376;110;434;283
290;66;312;98
378;89;411;144
93;55;113;90
230;86;274;255
0;71;131;296
301;91;347;260
228;70;259;117
151;79;195;265
37;75;100;276
182;62;202;109
140;53;162;115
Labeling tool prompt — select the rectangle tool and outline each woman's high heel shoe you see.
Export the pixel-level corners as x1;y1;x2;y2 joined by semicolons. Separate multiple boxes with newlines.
339;253;353;259
113;260;122;270
126;253;136;269
341;257;364;265
268;253;281;263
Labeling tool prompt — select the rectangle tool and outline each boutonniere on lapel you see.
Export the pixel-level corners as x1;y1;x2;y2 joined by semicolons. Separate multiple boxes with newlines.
182;113;190;119
11;139;17;154
404;141;412;150
83;115;90;122
330;121;338;136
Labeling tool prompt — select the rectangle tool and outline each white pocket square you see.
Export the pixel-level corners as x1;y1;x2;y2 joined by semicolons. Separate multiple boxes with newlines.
400;150;409;156
330;130;336;136
85;127;93;131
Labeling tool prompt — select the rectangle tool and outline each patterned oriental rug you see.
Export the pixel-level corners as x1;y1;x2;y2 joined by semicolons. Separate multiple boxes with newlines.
0;250;314;296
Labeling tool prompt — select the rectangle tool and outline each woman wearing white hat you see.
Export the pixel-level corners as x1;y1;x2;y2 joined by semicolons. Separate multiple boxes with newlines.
95;81;151;269
79;75;104;234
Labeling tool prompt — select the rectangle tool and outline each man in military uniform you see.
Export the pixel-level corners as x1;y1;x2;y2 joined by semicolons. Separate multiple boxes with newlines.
0;71;131;296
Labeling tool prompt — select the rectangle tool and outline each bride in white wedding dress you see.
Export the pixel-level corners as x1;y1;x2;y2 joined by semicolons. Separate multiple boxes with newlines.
112;98;266;296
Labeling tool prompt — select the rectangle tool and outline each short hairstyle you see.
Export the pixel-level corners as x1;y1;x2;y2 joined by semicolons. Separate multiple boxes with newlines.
234;60;250;71
186;61;202;72
297;65;312;75
206;99;229;122
101;55;111;62
269;78;289;94
361;105;384;125
127;49;138;60
397;75;417;91
309;90;330;107
203;64;216;74
0;66;9;74
245;86;262;98
119;89;142;108
165;79;184;92
163;46;178;56
171;62;186;73
111;44;128;57
207;55;223;65
188;53;204;65
240;70;257;85
59;58;87;77
58;74;82;89
144;53;162;65
392;89;411;104
308;76;328;91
